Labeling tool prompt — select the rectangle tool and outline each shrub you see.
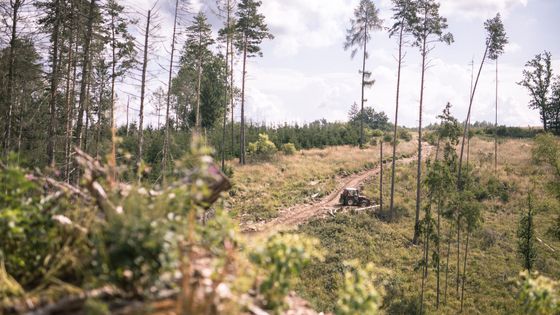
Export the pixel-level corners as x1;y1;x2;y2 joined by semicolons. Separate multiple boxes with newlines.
250;234;323;312
517;271;560;314
248;133;278;161
335;261;380;315
371;129;384;137
281;143;297;155
398;129;412;142
375;204;409;223
383;134;393;143
549;216;560;240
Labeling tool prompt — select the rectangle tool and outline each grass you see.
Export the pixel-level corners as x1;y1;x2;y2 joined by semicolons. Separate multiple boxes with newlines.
295;136;560;314
226;140;417;223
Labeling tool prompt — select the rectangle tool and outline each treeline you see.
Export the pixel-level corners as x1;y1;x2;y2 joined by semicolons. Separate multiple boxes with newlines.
0;0;273;182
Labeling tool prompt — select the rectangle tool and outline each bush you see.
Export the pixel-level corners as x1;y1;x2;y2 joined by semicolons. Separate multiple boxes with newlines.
281;143;297;155
248;133;278;161
251;234;323;312
371;129;384;137
517;271;560;314
398;129;412;142
383;134;393;143
335;261;380;315
549;216;560;240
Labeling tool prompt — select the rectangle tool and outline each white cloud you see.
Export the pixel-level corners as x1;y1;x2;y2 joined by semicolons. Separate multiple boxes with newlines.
261;0;355;57
440;0;529;20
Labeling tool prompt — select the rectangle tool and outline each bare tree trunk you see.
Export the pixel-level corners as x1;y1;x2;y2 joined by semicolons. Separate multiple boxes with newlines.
125;96;130;136
64;5;76;182
95;72;106;158
75;0;96;154
83;64;92;152
456;215;461;295
162;0;179;183
221;8;231;171
413;34;427;245
420;207;431;314
390;22;404;214
379;140;383;211
494;58;498;174
137;10;151;182
436;201;441;308
460;230;470;312
230;41;235;157
444;229;451;305
458;46;488;189
4;0;22;156
240;35;248;165
195;45;203;129
47;0;61;166
109;13;118;181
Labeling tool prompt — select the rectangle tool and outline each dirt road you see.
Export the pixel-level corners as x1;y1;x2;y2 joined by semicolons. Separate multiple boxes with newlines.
243;143;432;235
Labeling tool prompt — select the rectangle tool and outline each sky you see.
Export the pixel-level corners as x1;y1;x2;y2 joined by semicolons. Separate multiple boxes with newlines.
121;0;560;128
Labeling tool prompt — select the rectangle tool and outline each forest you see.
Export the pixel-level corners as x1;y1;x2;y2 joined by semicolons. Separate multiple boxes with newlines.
1;0;560;314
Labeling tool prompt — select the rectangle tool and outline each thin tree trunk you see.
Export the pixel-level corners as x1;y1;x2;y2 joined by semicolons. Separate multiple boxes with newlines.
47;0;61;166
195;45;203;129
436;200;441;308
125;96;130;136
230;39;235;157
75;0;96;154
494;58;498;173
456;214;461;295
4;0;21;155
413;34;427;245
221;8;231;171
444;229;451;305
137;9;151;182
420;207;430;314
240;35;248;165
460;230;470;312
95;73;105;158
109;13;118;182
83;63;92;152
458;46;488;189
390;22;404;214
379;140;383;211
64;6;76;182
66;35;79;183
162;0;179;183
359;13;368;149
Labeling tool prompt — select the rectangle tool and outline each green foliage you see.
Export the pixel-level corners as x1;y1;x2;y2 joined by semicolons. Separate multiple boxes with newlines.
518;52;554;132
348;104;391;131
484;13;508;60
398;129;412;141
550;215;560;241
344;0;383;59
235;0;274;57
251;234;323;312
335;261;380;315
0;158;82;287
248;133;278;161
281;143;297;155
517;194;537;271
92;196;168;296
517;271;560;315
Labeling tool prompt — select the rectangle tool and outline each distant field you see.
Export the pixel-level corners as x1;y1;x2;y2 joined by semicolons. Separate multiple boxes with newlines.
297;136;560;314
226;139;418;223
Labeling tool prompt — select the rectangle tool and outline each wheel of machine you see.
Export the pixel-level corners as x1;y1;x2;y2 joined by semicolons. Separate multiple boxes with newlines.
347;198;355;206
361;200;369;207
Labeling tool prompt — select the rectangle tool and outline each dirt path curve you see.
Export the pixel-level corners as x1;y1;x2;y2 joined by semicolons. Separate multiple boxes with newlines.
243;143;433;236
